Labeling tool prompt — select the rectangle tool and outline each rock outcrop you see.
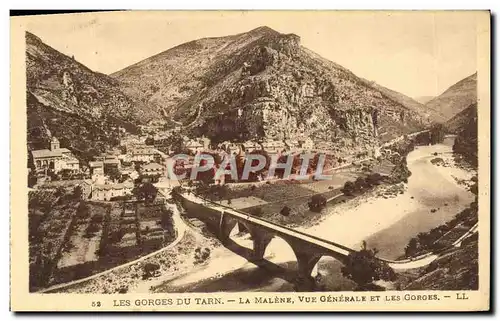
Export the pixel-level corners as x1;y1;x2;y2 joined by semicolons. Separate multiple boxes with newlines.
113;26;427;156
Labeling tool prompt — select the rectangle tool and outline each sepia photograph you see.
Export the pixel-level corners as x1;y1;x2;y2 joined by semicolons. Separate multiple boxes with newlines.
10;10;490;311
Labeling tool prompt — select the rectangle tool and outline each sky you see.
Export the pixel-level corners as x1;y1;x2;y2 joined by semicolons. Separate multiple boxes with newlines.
21;11;480;98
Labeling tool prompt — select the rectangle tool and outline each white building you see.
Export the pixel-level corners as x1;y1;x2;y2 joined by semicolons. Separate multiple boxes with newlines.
140;162;165;177
91;181;134;201
299;137;314;150
186;140;204;154
129;145;157;163
31;137;80;173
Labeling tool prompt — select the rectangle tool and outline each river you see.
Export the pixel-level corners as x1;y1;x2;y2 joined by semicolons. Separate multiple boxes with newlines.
138;137;475;292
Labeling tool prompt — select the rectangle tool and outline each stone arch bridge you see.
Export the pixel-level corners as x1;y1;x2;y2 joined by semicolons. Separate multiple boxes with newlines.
178;192;362;289
176;191;438;290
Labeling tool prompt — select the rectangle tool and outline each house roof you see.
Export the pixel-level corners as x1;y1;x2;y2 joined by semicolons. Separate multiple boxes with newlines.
104;159;120;164
132;147;156;155
64;158;79;164
372;161;395;176
32;149;62;159
123;210;136;217
32;146;73;159
89;161;104;168
186;141;203;147
141;162;163;170
121;233;136;242
93;182;134;191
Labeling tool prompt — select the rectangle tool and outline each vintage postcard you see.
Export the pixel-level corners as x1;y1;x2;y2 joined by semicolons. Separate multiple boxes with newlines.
10;10;490;311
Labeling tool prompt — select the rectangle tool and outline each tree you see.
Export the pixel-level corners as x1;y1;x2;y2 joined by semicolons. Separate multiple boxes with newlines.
106;167;122;182
54;186;66;198
28;171;37;188
354;177;368;191
133;182;158;203
161;208;174;229
366;173;383;187
280;206;291;217
145;137;155;146
390;159;411;184
59;169;74;180
143;263;160;279
341;241;396;288
73;185;83;200
308;194;327;212
76;202;90;219
469;180;478;196
341;181;356;196
48;170;60;182
404;238;419;257
430;124;445;145
85;222;100;238
250;207;264;217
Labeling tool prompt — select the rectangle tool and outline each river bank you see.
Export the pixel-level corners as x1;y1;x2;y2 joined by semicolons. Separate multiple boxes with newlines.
145;138;476;292
297;139;475;260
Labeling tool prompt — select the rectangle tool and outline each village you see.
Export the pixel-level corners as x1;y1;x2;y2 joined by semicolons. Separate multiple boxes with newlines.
28;121;387;201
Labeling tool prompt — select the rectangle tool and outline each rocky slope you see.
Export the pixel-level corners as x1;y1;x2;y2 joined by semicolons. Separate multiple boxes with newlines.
359;79;447;123
112;26;428;155
414;96;434;105
425;73;477;120
403;237;478;291
445;103;477;134
26;32;144;161
448;103;478;167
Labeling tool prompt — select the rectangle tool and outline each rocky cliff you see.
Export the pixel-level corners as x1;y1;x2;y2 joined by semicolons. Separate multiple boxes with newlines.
449;103;478;167
360;80;447;123
403;237;478;291
112;26;428;155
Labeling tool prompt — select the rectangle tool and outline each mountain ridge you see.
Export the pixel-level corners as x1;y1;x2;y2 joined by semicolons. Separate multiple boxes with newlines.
111;26;429;155
424;72;477;120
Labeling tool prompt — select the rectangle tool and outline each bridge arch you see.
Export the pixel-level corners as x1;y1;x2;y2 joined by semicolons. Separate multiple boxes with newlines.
261;235;298;268
309;254;350;288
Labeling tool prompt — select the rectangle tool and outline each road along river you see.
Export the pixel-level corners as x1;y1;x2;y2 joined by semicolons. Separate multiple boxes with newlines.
137;137;476;293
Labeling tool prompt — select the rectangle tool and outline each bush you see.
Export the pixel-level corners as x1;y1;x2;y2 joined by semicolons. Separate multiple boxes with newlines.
430;158;444;165
341;181;356;196
354;177;368;190
76;202;90;219
430;241;448;253
250;207;264;217
366;173;383;186
84;222;100;238
117;285;129;294
341;242;396;287
194;247;211;264
110;195;133;201
404;237;419;257
143;263;160;279
308;194;327;212
280;206;291;217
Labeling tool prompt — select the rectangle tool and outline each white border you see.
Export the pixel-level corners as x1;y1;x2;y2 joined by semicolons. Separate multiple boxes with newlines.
4;1;498;320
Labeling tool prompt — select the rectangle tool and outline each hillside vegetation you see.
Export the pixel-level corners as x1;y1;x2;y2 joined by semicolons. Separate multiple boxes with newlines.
26;32;143;160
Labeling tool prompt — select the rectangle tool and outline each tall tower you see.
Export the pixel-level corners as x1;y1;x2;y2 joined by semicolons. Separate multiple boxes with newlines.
50;137;60;151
